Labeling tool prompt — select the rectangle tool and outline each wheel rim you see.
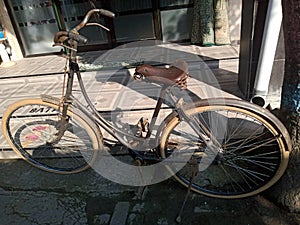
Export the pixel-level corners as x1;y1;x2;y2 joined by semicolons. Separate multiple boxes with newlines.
161;105;289;198
3;99;100;174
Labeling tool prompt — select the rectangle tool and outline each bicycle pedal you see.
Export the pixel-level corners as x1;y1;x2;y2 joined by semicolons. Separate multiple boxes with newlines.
136;117;149;138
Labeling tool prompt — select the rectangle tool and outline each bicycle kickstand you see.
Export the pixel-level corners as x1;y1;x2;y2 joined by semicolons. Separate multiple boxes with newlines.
135;159;148;200
176;157;198;223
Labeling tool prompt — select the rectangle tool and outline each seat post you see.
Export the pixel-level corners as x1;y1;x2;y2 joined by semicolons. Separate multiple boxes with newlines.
146;85;169;138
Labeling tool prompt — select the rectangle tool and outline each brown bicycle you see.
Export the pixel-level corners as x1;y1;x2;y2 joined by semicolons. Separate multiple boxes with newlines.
2;9;291;199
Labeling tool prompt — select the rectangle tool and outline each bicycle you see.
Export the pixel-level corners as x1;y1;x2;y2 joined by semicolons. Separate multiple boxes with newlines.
2;9;291;199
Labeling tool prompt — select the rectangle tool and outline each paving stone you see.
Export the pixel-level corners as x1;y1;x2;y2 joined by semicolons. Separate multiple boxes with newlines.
110;202;130;225
0;191;87;225
93;214;111;225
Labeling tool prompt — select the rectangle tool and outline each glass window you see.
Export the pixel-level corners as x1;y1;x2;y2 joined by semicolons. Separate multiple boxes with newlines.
115;13;155;42
110;0;154;43
161;8;193;42
110;0;152;12
160;0;194;7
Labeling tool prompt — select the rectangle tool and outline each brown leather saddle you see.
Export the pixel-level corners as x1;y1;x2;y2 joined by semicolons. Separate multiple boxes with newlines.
134;63;188;90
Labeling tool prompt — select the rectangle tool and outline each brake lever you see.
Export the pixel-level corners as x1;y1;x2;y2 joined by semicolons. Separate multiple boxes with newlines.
86;23;110;31
52;43;77;52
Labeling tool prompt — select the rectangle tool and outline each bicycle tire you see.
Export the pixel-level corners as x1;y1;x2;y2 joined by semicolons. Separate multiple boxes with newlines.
2;97;103;174
160;98;290;198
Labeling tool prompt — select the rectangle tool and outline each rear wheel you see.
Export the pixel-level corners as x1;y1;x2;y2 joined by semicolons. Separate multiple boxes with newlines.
2;98;102;174
160;99;290;198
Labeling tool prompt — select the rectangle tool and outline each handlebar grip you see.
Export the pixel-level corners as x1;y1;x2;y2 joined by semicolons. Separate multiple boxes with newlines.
99;9;115;18
68;32;88;44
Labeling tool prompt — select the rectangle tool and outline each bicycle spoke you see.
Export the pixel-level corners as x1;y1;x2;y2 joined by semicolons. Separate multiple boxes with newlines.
225;162;259;190
219;163;245;193
238;136;280;155
244;150;280;160
224;161;270;180
223;112;246;145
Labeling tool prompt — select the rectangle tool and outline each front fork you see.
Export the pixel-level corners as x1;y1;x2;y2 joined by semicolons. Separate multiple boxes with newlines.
47;61;78;144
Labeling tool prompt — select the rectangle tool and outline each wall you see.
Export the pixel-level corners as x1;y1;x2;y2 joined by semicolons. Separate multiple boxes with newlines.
228;0;242;44
0;0;23;60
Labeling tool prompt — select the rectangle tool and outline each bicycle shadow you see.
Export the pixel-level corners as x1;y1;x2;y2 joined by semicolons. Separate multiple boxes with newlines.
86;41;242;100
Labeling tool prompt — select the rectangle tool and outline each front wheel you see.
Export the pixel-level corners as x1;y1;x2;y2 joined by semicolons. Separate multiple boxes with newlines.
2;98;103;174
160;98;290;198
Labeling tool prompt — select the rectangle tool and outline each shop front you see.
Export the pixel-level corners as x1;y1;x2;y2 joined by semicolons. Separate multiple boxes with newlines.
4;0;195;56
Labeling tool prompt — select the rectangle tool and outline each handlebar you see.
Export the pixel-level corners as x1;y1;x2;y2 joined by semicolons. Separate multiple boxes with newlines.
54;31;88;45
53;8;115;46
72;9;115;32
68;32;88;44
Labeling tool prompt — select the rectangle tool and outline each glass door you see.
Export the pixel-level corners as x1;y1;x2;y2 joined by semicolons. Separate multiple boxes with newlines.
6;0;60;55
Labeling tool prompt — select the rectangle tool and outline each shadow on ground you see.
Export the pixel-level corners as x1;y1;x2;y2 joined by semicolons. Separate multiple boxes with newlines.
0;159;299;225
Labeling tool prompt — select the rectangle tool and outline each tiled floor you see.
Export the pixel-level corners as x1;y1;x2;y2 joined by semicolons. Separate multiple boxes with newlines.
0;43;240;76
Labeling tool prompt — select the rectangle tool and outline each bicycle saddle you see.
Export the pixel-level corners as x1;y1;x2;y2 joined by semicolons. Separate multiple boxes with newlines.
134;61;188;90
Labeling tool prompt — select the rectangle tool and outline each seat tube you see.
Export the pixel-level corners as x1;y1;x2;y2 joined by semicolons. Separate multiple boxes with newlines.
146;85;168;138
